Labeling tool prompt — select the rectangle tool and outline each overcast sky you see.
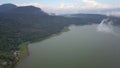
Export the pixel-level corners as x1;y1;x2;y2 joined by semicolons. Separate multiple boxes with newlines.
0;0;120;14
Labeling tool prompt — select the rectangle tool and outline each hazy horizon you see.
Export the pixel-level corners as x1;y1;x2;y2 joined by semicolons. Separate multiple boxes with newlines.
0;0;120;15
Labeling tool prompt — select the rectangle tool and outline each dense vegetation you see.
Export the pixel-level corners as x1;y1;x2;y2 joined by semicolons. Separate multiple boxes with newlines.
0;3;120;68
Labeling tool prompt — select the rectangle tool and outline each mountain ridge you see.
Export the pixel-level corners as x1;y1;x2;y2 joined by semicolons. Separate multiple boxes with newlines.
0;3;17;12
0;3;48;15
0;3;120;68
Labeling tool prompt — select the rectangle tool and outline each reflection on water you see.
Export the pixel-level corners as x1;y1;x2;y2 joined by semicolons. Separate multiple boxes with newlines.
17;24;120;68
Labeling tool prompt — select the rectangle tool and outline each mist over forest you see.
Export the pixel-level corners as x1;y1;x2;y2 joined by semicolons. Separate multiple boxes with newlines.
0;2;120;68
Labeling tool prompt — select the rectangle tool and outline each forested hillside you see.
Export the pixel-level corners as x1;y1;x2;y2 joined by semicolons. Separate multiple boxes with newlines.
0;3;120;68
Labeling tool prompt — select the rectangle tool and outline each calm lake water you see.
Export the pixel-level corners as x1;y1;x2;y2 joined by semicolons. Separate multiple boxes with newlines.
17;24;120;68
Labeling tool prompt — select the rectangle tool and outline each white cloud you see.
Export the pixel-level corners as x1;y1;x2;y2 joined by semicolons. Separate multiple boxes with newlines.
16;2;80;14
81;0;112;9
16;0;120;15
82;0;99;6
60;3;74;9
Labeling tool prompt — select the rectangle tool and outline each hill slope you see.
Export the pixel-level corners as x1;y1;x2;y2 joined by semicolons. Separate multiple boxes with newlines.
0;3;120;68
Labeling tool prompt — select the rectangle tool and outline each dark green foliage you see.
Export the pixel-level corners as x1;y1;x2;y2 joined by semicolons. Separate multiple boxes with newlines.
0;12;119;52
0;3;120;68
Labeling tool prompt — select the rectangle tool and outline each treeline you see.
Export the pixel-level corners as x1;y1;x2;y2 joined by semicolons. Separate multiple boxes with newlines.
0;13;107;67
0;4;120;68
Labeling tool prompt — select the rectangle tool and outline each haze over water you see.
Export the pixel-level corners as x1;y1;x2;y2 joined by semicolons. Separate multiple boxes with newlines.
17;23;120;68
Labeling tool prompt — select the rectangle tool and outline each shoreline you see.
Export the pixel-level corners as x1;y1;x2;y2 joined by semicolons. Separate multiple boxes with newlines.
15;26;70;68
15;42;30;68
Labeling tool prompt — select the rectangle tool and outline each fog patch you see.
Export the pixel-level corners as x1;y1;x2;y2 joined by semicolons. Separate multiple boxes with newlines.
97;18;115;34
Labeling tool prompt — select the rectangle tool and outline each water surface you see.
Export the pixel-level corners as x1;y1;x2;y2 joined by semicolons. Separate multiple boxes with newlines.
17;24;120;68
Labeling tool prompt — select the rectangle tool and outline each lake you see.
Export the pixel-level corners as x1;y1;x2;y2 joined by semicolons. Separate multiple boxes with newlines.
17;24;120;68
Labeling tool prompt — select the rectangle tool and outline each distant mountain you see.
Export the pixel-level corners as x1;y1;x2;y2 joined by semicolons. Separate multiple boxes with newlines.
63;14;106;18
78;8;120;17
0;3;120;68
62;13;120;25
5;6;48;15
0;3;17;12
0;4;48;15
103;8;120;12
99;8;120;17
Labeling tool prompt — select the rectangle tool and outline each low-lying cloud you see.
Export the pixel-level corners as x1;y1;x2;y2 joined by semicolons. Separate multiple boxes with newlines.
97;19;115;34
